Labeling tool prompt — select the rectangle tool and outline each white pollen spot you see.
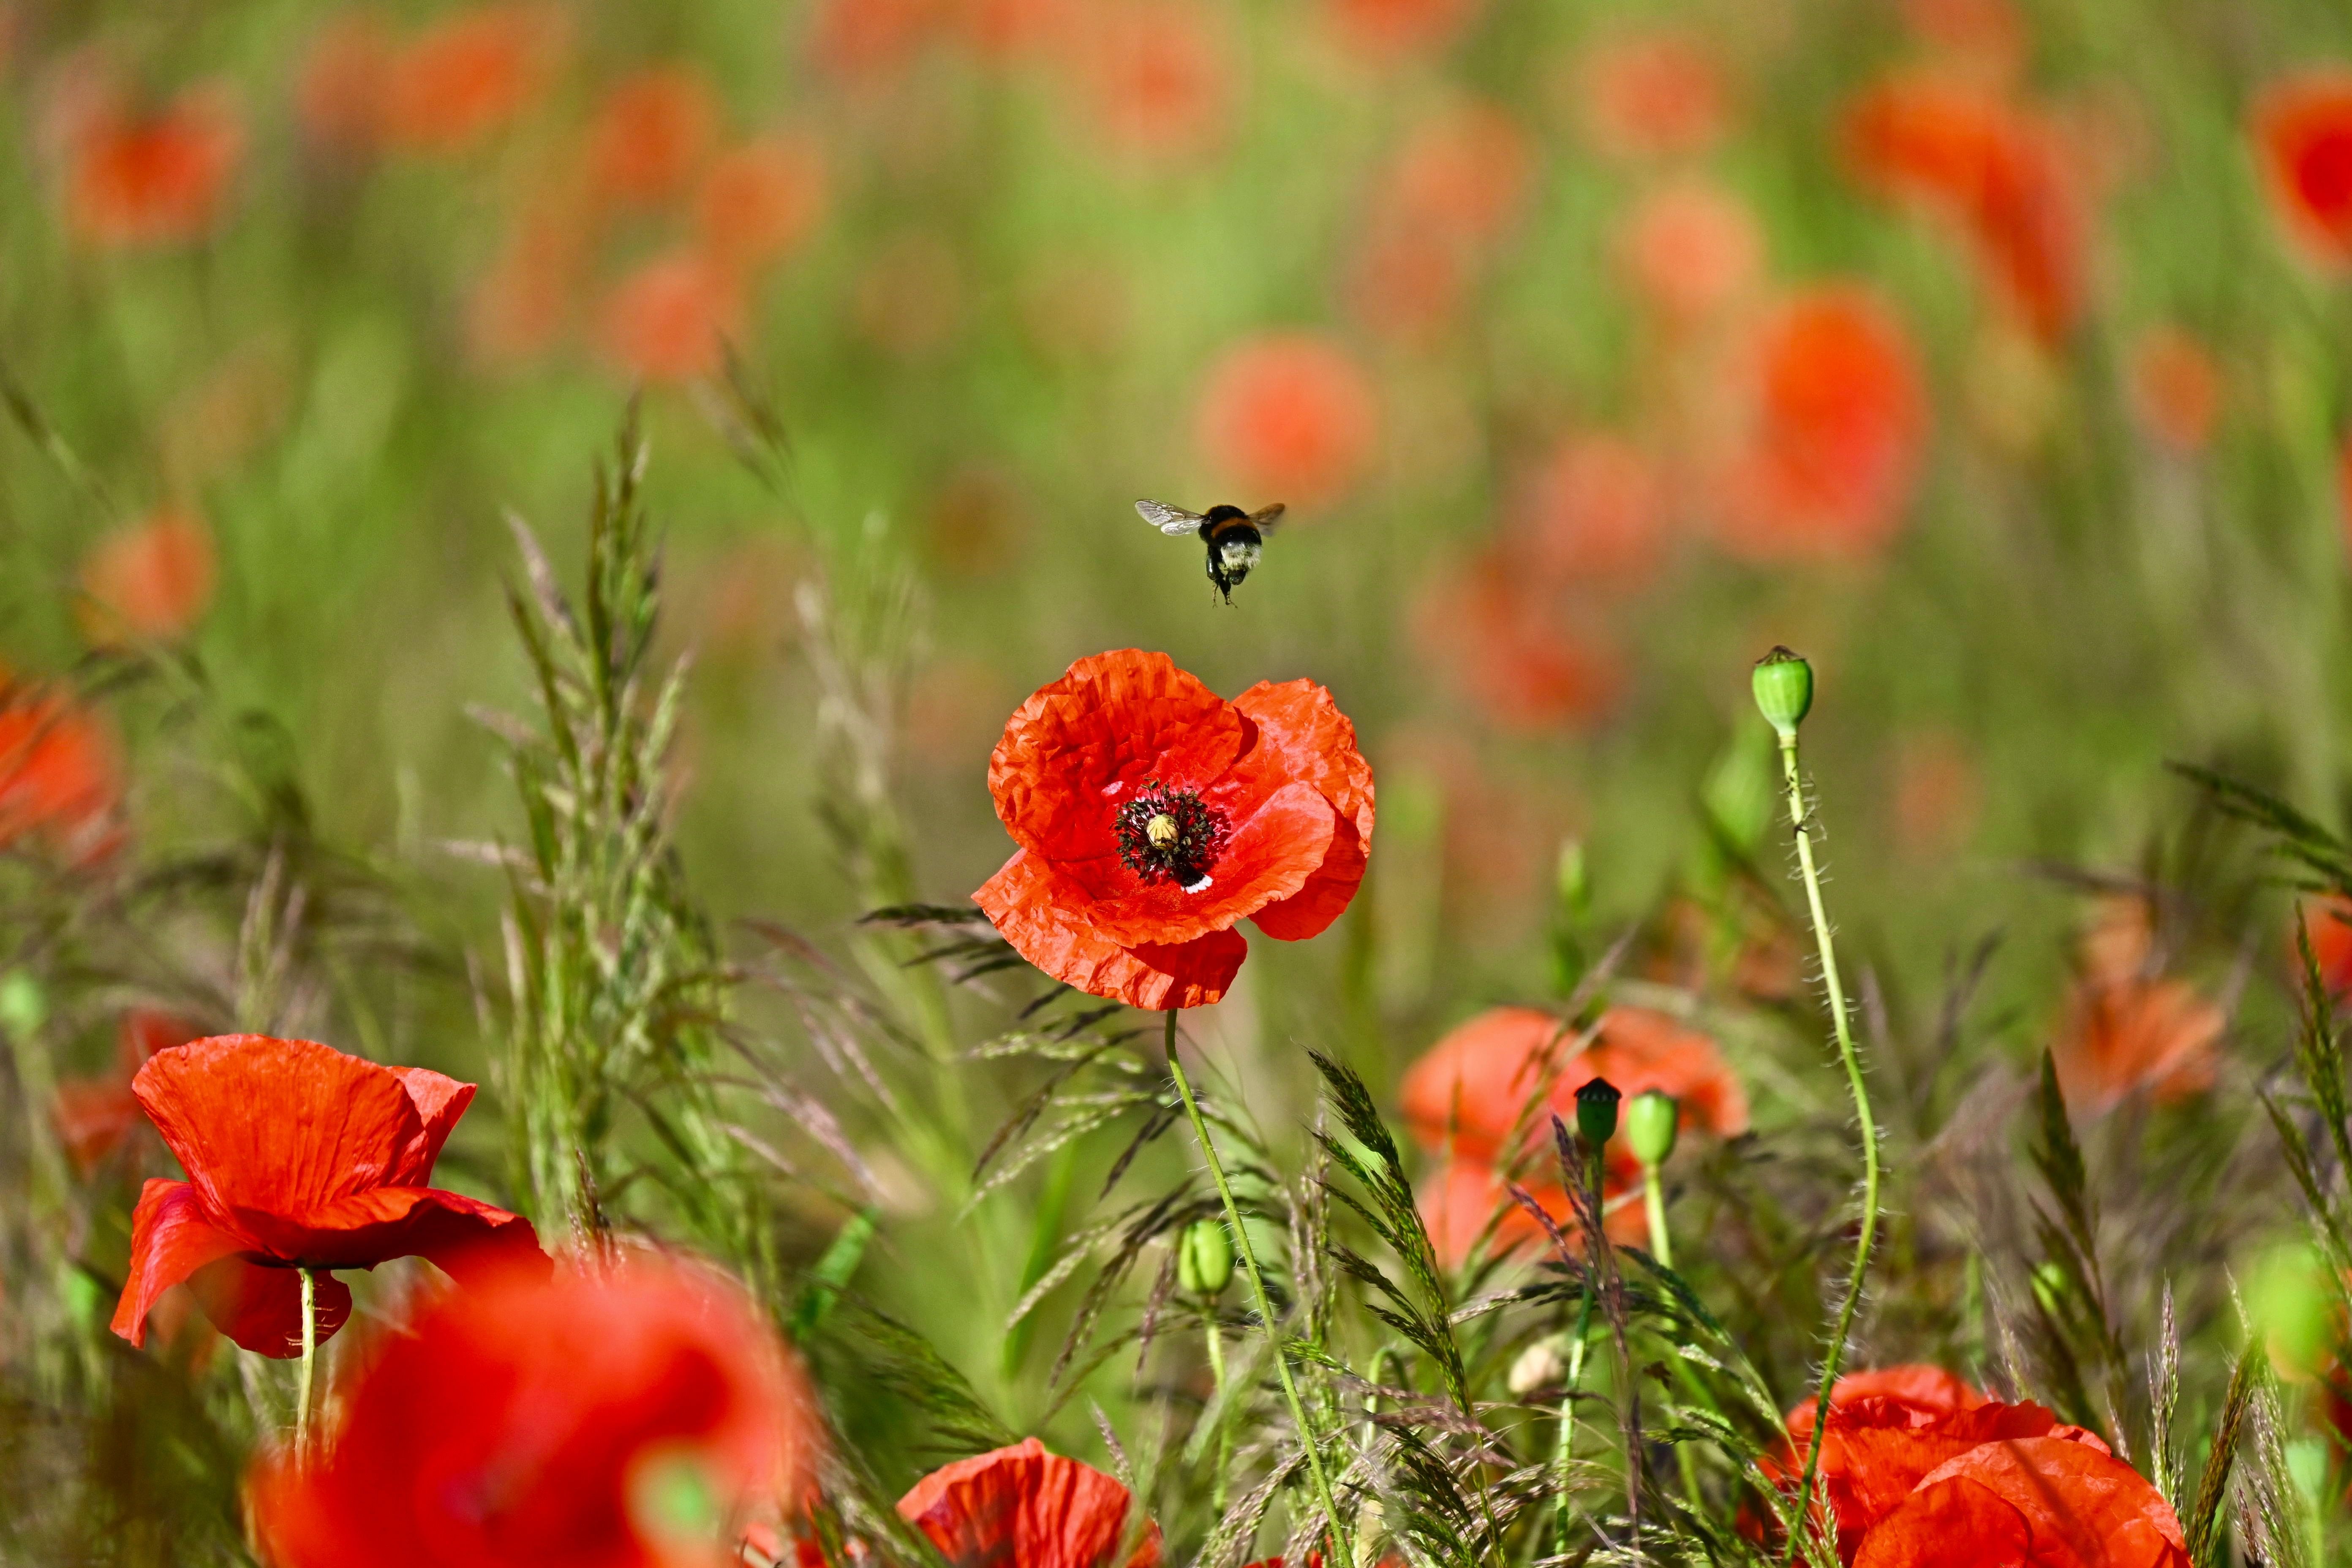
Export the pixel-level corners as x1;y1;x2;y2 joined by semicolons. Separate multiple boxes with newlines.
1182;874;1214;894
1103;780;1123;795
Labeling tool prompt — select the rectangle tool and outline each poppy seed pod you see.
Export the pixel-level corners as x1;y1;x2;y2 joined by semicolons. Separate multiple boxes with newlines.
1177;1217;1234;1299
1752;647;1813;738
1625;1089;1679;1166
1574;1076;1621;1149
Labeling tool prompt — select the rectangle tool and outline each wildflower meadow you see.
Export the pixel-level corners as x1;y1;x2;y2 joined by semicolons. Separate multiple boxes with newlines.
11;0;2352;1565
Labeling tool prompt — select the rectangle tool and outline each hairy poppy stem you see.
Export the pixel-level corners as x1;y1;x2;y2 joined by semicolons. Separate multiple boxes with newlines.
1641;1163;1672;1271
296;1268;317;1457
1553;1288;1595;1555
1772;727;1881;1567
1203;1305;1230;1513
1162;1010;1350;1564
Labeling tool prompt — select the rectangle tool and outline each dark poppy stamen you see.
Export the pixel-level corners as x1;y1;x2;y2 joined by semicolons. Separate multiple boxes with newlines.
1114;780;1227;890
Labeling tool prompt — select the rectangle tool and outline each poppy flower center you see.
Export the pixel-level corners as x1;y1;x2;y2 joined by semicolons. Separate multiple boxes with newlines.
1114;781;1226;892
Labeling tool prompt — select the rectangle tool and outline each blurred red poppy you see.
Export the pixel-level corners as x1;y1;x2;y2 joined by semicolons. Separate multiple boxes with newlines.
2051;972;2221;1118
250;1252;817;1568
2252;69;2352;270
809;0;938;81
66;85;243;248
110;1034;544;1358
600;249;744;384
469;186;596;368
1710;286;1928;563
1403;1005;1745;1262
2126;326;2220;455
1197;333;1380;509
381;3;561;155
584;65;718;211
1513;433;1666;583
0;678;121;864
1415;547;1624;731
1851;1435;2188;1567
696;135;828;277
295;11;394;152
1900;0;2026;86
78;508;216;644
948;0;1074;61
1614;179;1763;327
2299;896;2352;996
1324;0;1482;64
974;649;1374;1010
1385;101;1533;247
900;1437;1161;1568
1573;31;1729;161
1066;2;1232;163
52;1010;197;1175
1346;227;1467;344
1844;74;2086;344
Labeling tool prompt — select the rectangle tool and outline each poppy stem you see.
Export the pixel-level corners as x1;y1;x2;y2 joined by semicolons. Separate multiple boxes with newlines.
1641;1161;1672;1271
1162;1010;1350;1565
1772;729;1880;1567
296;1268;317;1458
1203;1303;1230;1513
1553;1288;1594;1556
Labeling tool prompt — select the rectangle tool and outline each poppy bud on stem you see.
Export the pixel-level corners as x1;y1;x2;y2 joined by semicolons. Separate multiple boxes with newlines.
1752;649;1881;1568
1161;1010;1349;1563
1625;1090;1679;1271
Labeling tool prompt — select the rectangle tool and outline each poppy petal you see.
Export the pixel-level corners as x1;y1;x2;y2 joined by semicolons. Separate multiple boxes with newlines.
230;1186;545;1277
133;1036;428;1223
385;1067;479;1187
899;1436;1162;1568
111;1178;253;1348
184;1255;355;1358
989;651;1247;863
1230;678;1374;941
1077;781;1336;945
1853;1435;2188;1568
976;850;1247;1008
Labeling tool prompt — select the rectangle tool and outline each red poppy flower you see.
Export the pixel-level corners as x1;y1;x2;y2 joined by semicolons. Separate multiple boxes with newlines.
249;1252;817;1568
1852;1435;2188;1567
52;1009;197;1175
696;135;828;277
1843;75;2086;344
1614;179;1763;327
1513;433;1666;583
2051;972;2221;1118
2300;896;2352;997
974;650;1373;1011
1402;1005;1746;1263
1196;333;1380;509
468;186;595;368
1760;1381;2151;1563
66;86;243;248
1065;2;1233;164
600;248;744;384
1414;548;1625;732
1709;285;1928;563
1323;0;1483;65
78;508;217;644
2252;69;2352;270
586;65;719;211
900;1437;1161;1568
1573;31;1729;161
381;3;562;155
2126;326;2221;455
0;678;121;864
110;1035;544;1358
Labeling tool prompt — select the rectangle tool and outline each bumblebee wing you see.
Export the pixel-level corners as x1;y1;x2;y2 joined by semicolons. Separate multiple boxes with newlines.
1246;502;1287;535
1135;498;1206;536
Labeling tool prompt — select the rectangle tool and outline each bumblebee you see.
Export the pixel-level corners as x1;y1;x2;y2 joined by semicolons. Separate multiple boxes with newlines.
1134;499;1286;603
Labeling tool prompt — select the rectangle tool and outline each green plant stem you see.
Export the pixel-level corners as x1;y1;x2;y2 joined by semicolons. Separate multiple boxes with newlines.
1164;1010;1349;1563
296;1269;318;1456
1775;730;1881;1567
1642;1162;1672;1271
1203;1305;1230;1513
1554;1289;1595;1554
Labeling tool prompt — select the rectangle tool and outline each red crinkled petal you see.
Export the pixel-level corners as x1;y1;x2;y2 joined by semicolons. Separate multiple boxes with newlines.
1852;1435;2188;1568
132;1036;434;1224
1400;1007;1576;1160
976;850;1247;1009
232;1185;545;1277
112;1178;251;1348
1073;781;1334;946
185;1255;354;1358
1229;679;1374;941
990;651;1247;864
899;1437;1162;1568
385;1067;478;1187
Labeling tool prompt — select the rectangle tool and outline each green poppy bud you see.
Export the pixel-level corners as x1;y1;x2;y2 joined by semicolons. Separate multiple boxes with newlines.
2247;1238;2331;1381
1625;1089;1679;1167
1177;1218;1234;1300
1751;647;1813;740
1574;1077;1621;1150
